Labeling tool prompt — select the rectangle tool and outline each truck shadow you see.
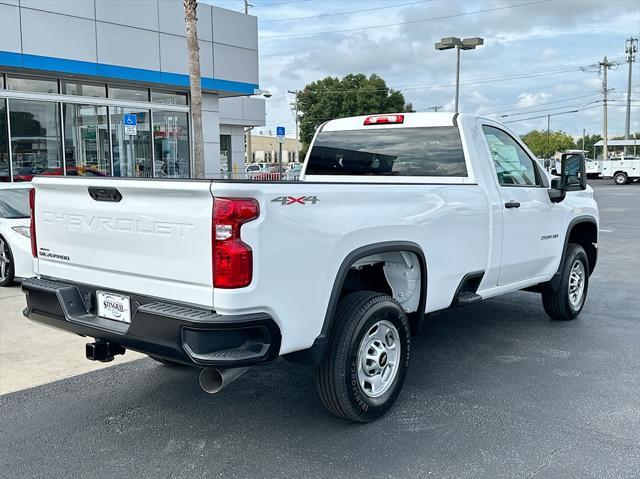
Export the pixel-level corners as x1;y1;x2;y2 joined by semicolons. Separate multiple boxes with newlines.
133;290;584;428
2;289;613;477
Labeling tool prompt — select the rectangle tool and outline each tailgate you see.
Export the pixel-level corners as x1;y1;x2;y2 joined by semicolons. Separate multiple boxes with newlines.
33;177;214;307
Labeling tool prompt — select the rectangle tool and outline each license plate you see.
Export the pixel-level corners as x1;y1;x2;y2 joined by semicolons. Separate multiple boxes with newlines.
96;291;131;324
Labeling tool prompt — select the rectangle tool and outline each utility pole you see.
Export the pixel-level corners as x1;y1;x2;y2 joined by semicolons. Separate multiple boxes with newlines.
599;57;616;161
546;114;551;159
427;106;442;112
624;37;638;148
287;89;301;162
243;0;252;14
582;128;586;153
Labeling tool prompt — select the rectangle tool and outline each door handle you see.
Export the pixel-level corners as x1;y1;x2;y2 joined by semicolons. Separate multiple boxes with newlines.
504;201;521;209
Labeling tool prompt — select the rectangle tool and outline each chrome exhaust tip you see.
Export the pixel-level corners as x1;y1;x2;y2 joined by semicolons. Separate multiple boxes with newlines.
199;367;249;394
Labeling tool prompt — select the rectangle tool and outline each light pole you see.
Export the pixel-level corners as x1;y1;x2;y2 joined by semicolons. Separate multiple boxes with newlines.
288;89;301;162
246;90;272;165
435;37;484;113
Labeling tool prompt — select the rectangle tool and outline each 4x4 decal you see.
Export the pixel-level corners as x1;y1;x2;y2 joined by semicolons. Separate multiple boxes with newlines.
271;196;319;205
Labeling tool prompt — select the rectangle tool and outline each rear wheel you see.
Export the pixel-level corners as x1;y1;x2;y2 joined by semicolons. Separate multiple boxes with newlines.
0;237;15;287
614;172;628;185
316;291;410;423
542;243;589;321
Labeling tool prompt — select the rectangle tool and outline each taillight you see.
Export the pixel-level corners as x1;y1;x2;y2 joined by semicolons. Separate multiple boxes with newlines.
364;114;404;125
29;188;37;258
213;197;259;288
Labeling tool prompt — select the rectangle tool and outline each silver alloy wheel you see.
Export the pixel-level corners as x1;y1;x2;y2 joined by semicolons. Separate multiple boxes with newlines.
568;259;586;308
356;319;401;398
0;238;10;282
615;174;627;184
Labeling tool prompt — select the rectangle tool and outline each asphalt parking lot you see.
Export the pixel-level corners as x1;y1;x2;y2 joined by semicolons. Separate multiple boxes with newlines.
0;180;638;478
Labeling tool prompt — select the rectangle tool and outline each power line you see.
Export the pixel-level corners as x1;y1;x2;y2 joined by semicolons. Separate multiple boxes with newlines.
285;67;584;97
502;104;602;123
260;0;431;23
493;99;603;118
252;0;314;7
260;0;549;39
484;92;602;116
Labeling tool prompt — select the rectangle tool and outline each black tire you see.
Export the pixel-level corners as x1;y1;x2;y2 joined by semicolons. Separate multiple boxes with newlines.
316;291;410;423
614;172;628;185
0;236;16;287
542;244;589;321
147;354;186;367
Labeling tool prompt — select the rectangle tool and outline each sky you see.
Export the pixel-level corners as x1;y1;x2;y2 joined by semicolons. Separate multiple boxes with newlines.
212;0;640;140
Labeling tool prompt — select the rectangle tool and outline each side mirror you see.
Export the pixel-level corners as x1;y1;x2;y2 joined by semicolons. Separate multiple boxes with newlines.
547;153;586;202
560;152;586;191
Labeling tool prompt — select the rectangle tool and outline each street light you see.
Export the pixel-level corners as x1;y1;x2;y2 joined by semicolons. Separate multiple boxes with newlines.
435;37;484;113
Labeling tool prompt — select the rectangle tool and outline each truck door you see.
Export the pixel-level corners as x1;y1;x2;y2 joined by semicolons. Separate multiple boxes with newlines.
481;125;563;286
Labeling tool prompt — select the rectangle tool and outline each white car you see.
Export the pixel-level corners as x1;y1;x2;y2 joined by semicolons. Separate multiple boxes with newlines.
0;183;33;286
22;113;598;422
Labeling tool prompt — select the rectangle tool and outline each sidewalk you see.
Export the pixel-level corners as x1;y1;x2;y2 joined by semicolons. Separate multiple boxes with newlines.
0;285;143;395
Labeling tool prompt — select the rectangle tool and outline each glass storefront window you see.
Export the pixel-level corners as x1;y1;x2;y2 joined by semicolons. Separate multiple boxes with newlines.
110;107;152;177
151;90;188;105
62;81;107;98
153;110;190;178
63;104;111;176
0;99;9;182
220;135;232;178
9;99;62;181
109;85;149;102
0;74;5;89
7;75;59;94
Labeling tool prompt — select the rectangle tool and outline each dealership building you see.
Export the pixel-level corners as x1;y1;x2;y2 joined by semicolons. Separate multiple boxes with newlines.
0;0;264;181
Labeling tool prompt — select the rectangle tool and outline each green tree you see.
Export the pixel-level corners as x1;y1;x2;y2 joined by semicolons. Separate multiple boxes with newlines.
520;130;576;158
579;133;603;156
295;74;413;146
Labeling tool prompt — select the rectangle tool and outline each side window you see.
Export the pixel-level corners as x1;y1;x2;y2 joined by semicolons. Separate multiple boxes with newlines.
482;125;541;187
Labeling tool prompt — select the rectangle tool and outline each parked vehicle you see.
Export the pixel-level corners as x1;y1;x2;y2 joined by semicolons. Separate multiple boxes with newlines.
585;158;602;179
601;156;640;184
252;165;283;181
22;113;598;422
245;163;262;174
283;163;303;181
0;183;33;286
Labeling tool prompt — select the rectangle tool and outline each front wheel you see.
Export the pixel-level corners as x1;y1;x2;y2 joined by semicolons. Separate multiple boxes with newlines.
316;292;410;423
614;172;628;185
0;237;15;287
542;244;589;320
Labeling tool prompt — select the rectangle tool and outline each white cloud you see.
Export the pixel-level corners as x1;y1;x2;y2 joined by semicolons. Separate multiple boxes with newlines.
252;0;639;137
516;92;552;108
541;47;557;62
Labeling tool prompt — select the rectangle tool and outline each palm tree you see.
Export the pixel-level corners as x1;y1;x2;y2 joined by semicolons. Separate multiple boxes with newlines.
183;0;205;178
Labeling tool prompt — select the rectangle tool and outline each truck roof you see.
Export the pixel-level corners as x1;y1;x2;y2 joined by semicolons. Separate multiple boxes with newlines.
321;112;460;131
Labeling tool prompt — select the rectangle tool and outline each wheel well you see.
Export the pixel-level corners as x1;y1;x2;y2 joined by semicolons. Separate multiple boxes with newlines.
568;221;597;274
283;243;427;367
614;171;627;177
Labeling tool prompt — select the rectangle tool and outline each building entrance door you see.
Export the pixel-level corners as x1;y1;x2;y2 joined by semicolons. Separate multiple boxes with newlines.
110;107;152;177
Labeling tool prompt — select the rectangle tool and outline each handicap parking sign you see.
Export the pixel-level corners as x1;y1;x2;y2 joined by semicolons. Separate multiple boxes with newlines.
123;113;137;135
123;113;137;126
276;126;285;136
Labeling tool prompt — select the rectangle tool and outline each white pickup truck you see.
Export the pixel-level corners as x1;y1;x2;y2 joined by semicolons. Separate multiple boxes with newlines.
22;113;598;422
601;156;640;185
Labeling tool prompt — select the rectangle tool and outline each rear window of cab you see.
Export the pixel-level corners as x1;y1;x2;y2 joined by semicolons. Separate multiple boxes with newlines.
305;126;467;177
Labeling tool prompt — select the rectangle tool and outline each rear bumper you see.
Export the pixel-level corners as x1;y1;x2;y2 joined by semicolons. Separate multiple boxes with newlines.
22;277;281;367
